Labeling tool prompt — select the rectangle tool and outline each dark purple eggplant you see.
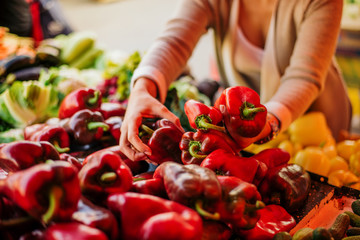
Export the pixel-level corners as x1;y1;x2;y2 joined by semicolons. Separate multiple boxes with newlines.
0;55;36;79
11;66;48;81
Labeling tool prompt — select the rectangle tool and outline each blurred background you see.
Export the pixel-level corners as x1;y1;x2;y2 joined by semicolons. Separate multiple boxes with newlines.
58;0;213;81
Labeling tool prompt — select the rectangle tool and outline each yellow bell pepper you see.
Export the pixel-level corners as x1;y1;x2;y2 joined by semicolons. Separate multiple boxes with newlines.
293;146;331;177
278;139;294;157
328;170;359;188
336;140;356;162
349;151;360;177
328;156;349;175
354;139;360;154
288;112;333;147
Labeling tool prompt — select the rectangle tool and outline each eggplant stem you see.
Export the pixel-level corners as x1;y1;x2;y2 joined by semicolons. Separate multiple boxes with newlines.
87;90;100;105
100;172;117;183
87;122;109;131
42;186;63;224
195;199;220;220
52;140;70;153
189;141;207;160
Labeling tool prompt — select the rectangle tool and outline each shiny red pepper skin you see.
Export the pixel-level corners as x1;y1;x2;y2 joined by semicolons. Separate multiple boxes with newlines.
24;123;70;153
237;204;296;240
44;222;109;240
0;161;81;224
252;148;290;170
99;102;126;119
78;150;133;204
184;99;225;132
0;140;60;172
107;192;203;240
201;220;232;240
200;149;262;184
59;153;83;171
214;86;267;139
258;164;311;213
215;176;264;231
140;119;184;165
72;196;119;240
62;109;109;145
58;88;102;119
179;130;240;165
131;178;168;198
104;116;122;143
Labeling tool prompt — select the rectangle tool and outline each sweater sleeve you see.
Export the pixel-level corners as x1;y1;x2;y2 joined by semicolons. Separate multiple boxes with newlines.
267;0;343;131
131;0;231;103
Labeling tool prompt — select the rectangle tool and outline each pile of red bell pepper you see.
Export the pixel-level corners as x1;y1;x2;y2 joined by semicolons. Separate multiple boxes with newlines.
0;85;312;239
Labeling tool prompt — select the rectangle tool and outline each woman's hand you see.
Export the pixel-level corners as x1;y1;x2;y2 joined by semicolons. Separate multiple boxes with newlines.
119;78;183;161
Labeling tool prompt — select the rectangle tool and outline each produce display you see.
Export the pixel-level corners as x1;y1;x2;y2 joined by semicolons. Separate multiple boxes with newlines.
1;27;360;240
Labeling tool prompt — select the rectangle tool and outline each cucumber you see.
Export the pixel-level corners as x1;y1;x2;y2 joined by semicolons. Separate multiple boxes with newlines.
352;200;360;216
347;227;360;236
328;213;350;240
292;228;313;240
273;231;292;240
312;227;332;240
345;211;360;228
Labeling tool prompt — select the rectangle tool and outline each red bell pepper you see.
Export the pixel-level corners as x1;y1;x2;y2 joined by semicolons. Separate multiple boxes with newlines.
58;88;102;119
24;123;70;153
78;150;133;204
214;86;267;139
131;177;168;198
252;148;290;170
62;109;109;145
0;140;60;172
99;102;126;119
184;99;225;132
202;220;233;240
96;145;150;176
72;196;119;240
59;153;83;171
200;149;263;184
215;176;264;231
44;222;109;240
104;116;122;143
237;204;296;240
258;164;311;213
179;130;240;165
139;119;184;165
107;192;203;240
153;161;222;220
0;161;81;224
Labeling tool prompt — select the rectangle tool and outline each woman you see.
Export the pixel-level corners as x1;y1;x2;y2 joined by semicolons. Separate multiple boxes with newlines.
120;0;352;161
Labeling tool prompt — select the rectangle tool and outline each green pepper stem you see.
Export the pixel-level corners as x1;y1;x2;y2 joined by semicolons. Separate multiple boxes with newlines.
87;90;100;106
195;200;220;220
197;117;226;133
100;172;117;183
87;122;110;131
133;177;147;182
0;216;33;227
241;101;266;120
42;186;63;224
52;140;70;153
246;200;266;213
140;124;154;136
189;141;207;160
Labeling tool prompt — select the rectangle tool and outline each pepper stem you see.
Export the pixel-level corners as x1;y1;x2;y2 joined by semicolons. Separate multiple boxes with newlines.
246;200;266;213
140;124;154;136
189;141;207;160
100;172;117;183
133;177;147;182
87;90;100;106
52;140;70;153
240;101;266;120
195;115;226;132
195;199;220;220
87;122;109;131
42;186;63;224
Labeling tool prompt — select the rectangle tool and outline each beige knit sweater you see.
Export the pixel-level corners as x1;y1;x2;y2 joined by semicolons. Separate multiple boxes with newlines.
131;0;352;140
